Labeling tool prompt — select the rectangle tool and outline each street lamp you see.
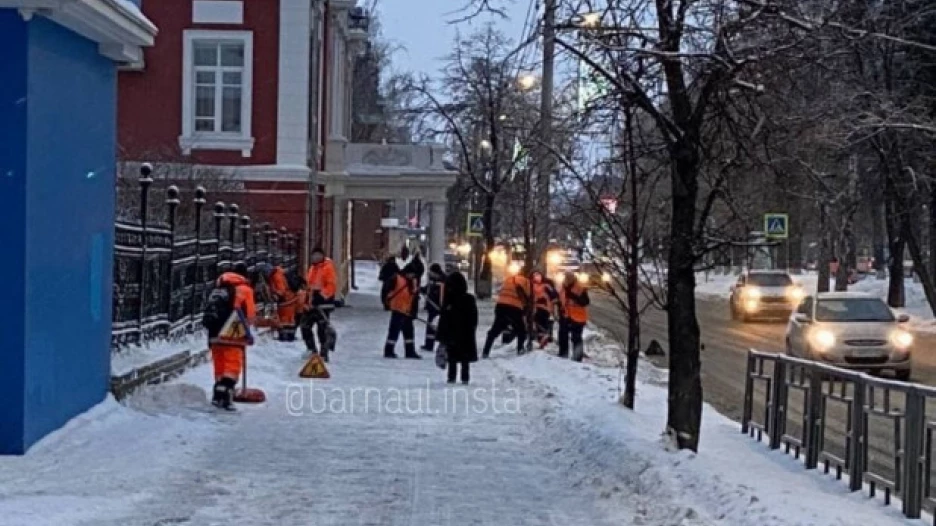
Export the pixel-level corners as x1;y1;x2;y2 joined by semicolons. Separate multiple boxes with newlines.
479;139;492;151
575;12;601;28
517;73;538;91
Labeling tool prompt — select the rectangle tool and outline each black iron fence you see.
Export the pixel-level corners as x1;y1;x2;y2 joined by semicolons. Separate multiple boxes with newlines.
742;349;936;521
112;164;301;349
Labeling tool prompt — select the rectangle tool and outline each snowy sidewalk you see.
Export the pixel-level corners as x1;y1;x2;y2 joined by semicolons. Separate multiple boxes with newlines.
0;296;634;526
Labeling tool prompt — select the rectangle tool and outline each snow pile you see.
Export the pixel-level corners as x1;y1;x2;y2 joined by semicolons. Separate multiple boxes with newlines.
111;333;204;376
502;352;926;526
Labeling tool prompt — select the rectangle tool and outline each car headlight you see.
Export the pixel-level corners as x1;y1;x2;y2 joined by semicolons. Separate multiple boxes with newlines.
577;272;589;284
786;286;805;302
507;262;521;275
744;287;762;299
891;330;913;349
744;299;759;312
811;329;836;350
547;251;563;266
601;272;612;283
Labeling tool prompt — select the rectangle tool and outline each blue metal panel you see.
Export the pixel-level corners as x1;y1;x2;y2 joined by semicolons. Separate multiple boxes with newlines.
0;9;29;455
17;17;117;450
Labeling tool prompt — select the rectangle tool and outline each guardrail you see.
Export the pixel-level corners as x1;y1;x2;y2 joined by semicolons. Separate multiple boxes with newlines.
742;350;936;521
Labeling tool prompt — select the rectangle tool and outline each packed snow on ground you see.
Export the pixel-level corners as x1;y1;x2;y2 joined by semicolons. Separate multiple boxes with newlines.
695;270;936;332
501;348;928;526
1;260;925;525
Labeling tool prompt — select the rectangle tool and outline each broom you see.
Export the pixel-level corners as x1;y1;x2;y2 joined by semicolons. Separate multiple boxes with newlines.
232;309;266;403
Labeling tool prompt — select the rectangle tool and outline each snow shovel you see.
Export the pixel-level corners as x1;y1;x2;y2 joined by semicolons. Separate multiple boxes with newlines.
234;347;266;403
233;312;265;403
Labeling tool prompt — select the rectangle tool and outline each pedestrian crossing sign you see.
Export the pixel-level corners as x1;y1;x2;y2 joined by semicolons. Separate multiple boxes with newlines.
467;212;484;237
764;213;788;239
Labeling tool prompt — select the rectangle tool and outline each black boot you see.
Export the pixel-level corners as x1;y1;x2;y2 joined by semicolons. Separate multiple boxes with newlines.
384;341;398;358
481;333;496;359
404;342;421;359
212;377;236;410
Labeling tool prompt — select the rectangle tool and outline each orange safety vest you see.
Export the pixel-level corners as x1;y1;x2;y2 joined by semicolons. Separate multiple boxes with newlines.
307;259;337;300
388;274;417;315
497;275;531;309
533;282;553;312
560;283;588;323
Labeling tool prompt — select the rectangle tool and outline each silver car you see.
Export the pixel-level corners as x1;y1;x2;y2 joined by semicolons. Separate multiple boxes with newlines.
784;292;913;381
729;271;805;322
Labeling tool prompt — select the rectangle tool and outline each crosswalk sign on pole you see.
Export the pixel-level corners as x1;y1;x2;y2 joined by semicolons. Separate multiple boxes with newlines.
764;213;789;239
466;212;484;238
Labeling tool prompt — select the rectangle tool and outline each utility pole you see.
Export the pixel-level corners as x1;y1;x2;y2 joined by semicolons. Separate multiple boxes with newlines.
535;0;556;268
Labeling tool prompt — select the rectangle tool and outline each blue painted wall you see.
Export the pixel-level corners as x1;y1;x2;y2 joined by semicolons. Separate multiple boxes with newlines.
0;10;29;455
0;10;117;454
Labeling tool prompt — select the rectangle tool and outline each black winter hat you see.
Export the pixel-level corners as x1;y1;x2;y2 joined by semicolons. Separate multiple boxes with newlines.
311;246;325;255
444;271;469;297
429;263;444;276
233;262;249;278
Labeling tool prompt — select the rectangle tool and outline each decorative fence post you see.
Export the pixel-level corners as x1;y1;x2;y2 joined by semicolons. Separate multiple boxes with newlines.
137;163;153;343
190;186;206;330
213;201;226;274
165;185;180;327
240;215;251;268
228;203;239;245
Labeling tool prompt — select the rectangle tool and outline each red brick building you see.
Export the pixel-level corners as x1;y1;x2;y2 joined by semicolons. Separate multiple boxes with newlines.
118;0;455;296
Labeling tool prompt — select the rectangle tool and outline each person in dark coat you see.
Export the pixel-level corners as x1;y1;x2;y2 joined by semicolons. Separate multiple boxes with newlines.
420;263;446;352
435;271;479;384
378;247;407;310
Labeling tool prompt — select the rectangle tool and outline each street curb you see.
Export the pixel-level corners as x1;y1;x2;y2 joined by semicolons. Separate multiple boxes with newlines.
110;348;210;401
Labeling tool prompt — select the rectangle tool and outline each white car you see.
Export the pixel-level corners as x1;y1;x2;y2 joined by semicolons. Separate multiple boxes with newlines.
784;292;913;381
729;271;804;322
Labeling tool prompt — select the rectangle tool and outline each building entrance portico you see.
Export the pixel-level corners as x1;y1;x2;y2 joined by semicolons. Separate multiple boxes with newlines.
319;141;456;295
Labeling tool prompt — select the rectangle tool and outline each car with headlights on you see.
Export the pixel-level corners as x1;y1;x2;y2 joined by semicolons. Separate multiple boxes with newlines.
729;270;804;322
784;292;912;381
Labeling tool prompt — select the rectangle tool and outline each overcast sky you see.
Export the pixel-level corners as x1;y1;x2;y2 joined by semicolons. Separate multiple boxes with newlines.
376;0;532;77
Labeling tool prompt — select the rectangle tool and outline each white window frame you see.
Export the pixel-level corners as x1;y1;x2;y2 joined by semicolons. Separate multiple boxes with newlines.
180;29;255;157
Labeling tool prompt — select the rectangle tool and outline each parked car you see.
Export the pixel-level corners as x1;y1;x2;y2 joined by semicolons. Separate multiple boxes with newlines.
729;270;804;322
784;292;912;381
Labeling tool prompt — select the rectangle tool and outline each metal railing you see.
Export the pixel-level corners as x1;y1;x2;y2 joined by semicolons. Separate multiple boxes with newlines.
742;350;936;521
112;164;300;350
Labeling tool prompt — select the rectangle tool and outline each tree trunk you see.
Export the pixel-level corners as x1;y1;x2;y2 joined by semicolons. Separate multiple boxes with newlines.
817;206;831;293
930;187;936;284
622;110;640;410
665;141;703;452
871;197;886;279
902;215;936;316
476;191;496;299
885;189;906;307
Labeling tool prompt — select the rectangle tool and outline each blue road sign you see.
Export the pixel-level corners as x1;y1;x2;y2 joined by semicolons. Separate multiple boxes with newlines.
467;213;484;237
764;213;788;239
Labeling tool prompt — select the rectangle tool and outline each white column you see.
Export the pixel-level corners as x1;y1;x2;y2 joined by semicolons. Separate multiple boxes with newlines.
275;0;311;165
429;201;447;266
332;197;346;290
329;25;345;138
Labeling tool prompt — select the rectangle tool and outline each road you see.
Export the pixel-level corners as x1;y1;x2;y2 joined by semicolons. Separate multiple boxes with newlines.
589;292;936;487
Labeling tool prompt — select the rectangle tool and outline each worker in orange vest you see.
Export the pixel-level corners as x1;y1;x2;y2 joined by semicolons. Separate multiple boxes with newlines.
481;267;532;358
204;263;256;410
302;247;338;361
558;271;590;362
382;262;422;359
530;270;558;348
262;263;304;342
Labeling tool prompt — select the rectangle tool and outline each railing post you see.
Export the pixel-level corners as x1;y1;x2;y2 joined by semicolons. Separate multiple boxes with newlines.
213;201;226;274
742;351;755;435
263;223;273;263
240;214;251;267
137;163;153;344
902;387;924;518
165;185;180;329
228;203;239;246
769;357;787;449
848;377;866;491
189;186;206;330
804;366;823;469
